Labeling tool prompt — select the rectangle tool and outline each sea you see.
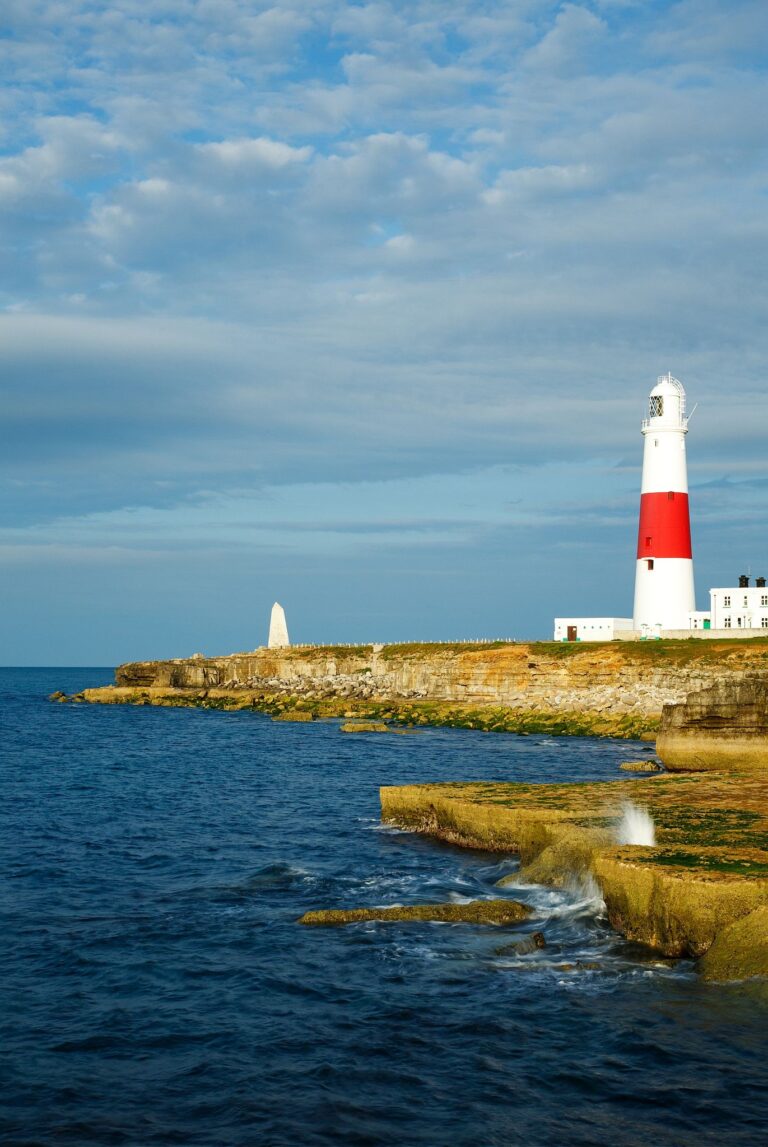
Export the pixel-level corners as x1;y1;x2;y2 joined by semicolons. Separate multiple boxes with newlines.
1;667;767;1146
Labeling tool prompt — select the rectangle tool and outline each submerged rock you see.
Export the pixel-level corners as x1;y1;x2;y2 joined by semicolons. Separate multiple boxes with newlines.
340;720;389;733
619;759;664;772
298;898;532;927
495;931;546;956
273;711;315;722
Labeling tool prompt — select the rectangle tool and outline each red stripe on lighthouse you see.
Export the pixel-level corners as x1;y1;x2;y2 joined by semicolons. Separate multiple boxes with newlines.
636;491;692;559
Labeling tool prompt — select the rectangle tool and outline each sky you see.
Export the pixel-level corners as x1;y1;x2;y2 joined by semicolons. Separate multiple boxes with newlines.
1;0;767;664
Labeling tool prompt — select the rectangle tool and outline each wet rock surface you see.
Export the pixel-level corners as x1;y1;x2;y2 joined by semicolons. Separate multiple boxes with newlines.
381;773;768;976
495;931;547;956
298;899;533;927
619;759;664;772
698;906;768;981
340;720;390;733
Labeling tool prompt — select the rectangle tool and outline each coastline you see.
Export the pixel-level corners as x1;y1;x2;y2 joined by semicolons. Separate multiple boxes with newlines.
380;776;768;980
55;635;768;742
62;684;658;739
57;641;768;980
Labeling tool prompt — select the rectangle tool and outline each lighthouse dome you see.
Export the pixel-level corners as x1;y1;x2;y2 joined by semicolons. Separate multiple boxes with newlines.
645;373;687;428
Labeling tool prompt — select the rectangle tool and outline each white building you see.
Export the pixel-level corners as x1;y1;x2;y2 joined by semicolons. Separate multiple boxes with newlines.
700;577;768;631
553;618;634;642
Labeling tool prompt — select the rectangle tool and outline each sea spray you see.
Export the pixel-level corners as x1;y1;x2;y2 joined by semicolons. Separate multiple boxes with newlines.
616;802;656;847
560;872;607;918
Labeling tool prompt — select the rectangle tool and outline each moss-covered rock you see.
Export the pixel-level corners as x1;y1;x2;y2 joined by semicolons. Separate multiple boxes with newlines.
698;906;768;981
298;898;532;927
273;711;315;722
380;774;768;968
593;848;768;957
620;760;664;772
340;720;389;733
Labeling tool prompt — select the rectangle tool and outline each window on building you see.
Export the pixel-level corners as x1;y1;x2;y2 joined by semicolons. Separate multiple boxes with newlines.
650;396;664;417
744;596;749;607
762;596;768;607
724;616;732;628
645;536;652;548
646;559;654;570
724;595;731;607
762;617;768;629
667;491;674;501
737;617;743;627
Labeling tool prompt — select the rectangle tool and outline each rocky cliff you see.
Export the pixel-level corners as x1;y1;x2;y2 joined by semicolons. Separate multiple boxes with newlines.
658;674;768;771
114;638;768;723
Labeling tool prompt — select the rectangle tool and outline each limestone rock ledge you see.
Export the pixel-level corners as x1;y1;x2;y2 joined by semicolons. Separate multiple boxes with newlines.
658;674;768;771
298;899;532;927
66;636;768;740
380;775;768;977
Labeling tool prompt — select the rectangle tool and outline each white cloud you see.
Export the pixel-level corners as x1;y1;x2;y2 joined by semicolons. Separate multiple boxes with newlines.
523;4;607;73
198;137;313;168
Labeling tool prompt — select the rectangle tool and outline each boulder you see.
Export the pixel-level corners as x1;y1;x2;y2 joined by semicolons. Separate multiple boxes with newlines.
495;931;547;956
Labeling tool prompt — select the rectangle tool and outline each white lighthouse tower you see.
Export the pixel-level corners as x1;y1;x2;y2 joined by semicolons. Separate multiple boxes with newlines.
632;373;695;633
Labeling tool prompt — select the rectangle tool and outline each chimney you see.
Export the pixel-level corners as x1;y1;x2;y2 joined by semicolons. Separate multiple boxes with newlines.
757;576;766;588
738;574;749;588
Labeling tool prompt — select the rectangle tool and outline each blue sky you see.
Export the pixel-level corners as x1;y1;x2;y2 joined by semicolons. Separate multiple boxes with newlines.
1;0;767;664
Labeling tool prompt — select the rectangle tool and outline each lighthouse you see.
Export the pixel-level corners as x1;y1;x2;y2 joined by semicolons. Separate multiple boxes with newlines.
632;374;695;633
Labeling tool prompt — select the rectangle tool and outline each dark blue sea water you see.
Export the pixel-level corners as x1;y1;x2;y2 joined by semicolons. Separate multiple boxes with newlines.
2;668;767;1146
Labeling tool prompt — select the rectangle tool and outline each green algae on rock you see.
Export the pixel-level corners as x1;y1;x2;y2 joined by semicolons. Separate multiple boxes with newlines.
380;774;768;972
70;686;659;739
340;720;390;733
298;899;532;927
64;636;768;743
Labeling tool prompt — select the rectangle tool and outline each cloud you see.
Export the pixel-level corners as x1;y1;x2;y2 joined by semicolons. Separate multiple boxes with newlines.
523;4;607;74
197;137;313;169
0;0;767;659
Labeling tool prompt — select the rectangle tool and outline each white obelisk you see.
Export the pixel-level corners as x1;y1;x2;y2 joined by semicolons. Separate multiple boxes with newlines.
268;602;290;648
632;374;696;632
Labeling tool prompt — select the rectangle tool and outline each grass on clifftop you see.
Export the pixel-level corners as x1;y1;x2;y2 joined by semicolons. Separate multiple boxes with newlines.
380;641;512;658
286;636;768;665
529;637;768;663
